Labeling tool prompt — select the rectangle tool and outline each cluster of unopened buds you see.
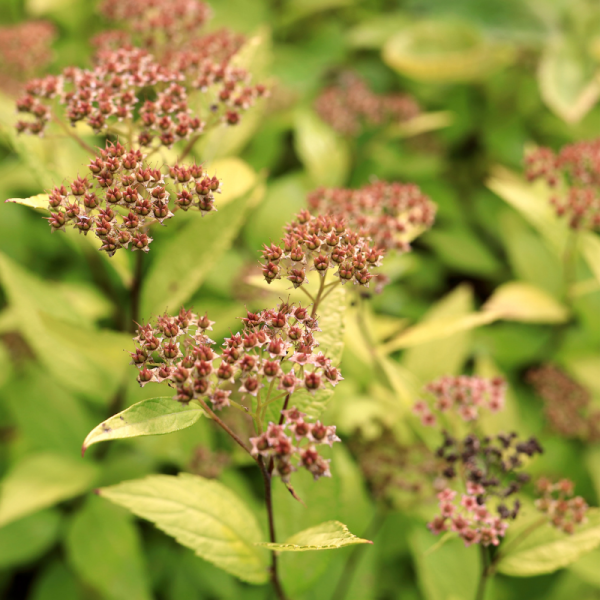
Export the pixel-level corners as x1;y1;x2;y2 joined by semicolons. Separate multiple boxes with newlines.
428;486;510;547
436;431;542;504
131;301;343;406
307;181;436;253
315;71;420;136
45;141;220;255
525;142;600;230
0;20;56;83
527;365;600;442
99;0;211;50
413;375;506;426
16;43;265;140
250;407;340;482
535;478;588;534
262;210;386;289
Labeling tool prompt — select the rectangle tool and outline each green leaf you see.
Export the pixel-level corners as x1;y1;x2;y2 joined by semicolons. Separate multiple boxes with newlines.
293;108;350;187
0;453;98;526
83;397;204;454
140;158;258;316
0;252;129;402
257;521;371;551
401;284;474;383
383;20;512;82
65;496;152;600
0;509;61;569
487;167;569;256
496;508;600;576
30;561;84;600
99;474;269;584
5;194;50;211
538;35;600;124
409;527;480;600
482;281;570;323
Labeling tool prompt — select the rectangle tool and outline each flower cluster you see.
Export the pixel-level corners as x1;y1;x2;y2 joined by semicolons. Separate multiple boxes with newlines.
413;375;506;426
307;181;436;253
250;408;340;482
0;21;56;87
131;302;343;406
535;478;588;535
16;44;265;141
261;210;386;289
525;141;600;230
99;0;212;51
315;71;420;136
428;486;510;547
45;141;220;255
527;365;600;442
436;432;542;510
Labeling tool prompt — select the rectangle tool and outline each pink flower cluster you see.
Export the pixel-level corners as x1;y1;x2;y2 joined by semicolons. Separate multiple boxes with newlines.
525;141;600;230
315;71;420;136
428;486;509;547
536;478;588;535
16;44;265;141
45;141;220;255
132;301;343;406
0;20;56;80
413;376;506;427
261;210;386;289
99;0;212;50
250;407;340;482
307;181;436;253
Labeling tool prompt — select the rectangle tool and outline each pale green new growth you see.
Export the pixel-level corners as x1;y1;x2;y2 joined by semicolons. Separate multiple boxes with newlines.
256;520;372;551
0;453;98;526
5;194;50;211
82;397;204;454
497;509;600;577
99;474;269;584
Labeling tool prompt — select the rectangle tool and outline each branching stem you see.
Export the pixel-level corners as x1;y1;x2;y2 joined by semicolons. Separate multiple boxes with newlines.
53;114;96;155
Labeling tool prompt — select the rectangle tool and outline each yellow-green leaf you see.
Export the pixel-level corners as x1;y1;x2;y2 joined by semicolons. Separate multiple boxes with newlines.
83;398;204;454
496;509;600;576
538;36;600;124
293;108;350;187
383;20;512;82
140;159;258;316
99;474;268;584
0;453;98;526
482;281;569;323
257;521;371;551
5;194;50;211
66;496;152;600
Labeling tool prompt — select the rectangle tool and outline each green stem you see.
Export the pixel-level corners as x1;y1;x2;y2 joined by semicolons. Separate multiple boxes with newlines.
129;251;144;333
311;272;328;318
476;545;490;600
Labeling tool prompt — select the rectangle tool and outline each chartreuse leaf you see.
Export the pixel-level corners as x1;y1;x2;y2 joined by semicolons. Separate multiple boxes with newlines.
538;35;600;124
293;108;350;187
496;508;600;576
66;496;152;600
401;284;473;383
482;281;570;323
0;453;98;526
141;158;258;316
83;397;204;454
383;20;512;82
257;521;371;551
5;194;50;211
0;509;61;569
99;474;269;584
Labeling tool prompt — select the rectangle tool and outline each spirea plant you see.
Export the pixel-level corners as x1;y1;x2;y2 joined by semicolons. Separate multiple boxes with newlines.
4;2;600;600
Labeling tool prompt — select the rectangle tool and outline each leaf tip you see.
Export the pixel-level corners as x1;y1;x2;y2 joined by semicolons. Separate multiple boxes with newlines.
81;444;87;457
